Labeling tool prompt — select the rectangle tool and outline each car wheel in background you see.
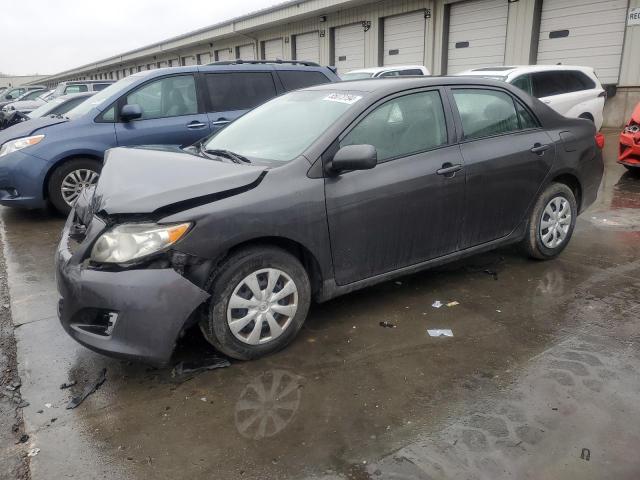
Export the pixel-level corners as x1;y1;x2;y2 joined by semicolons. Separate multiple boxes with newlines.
200;246;311;360
521;182;577;260
48;158;101;215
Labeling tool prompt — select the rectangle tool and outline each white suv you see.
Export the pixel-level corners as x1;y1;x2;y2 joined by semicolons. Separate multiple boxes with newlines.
341;65;430;81
457;65;606;131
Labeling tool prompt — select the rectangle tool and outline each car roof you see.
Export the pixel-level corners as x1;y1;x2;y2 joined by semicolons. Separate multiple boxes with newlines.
459;64;596;77
129;62;334;80
61;80;115;84
346;65;426;74
305;75;512;94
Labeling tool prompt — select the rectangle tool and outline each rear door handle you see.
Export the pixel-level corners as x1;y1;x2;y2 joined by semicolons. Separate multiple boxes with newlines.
530;143;551;154
436;163;463;177
211;118;231;127
187;121;207;129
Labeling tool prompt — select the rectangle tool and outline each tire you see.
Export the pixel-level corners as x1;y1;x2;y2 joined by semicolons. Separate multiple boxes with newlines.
623;165;640;174
47;158;102;215
200;246;311;360
521;183;577;260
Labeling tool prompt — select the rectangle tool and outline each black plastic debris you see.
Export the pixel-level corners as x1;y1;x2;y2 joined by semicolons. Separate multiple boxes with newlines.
60;380;77;390
483;269;499;280
580;448;590;461
172;356;230;377
17;434;29;444
379;321;397;328
66;368;107;409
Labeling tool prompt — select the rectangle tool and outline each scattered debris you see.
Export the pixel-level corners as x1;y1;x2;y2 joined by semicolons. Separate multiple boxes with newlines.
394;281;402;285
446;301;460;307
172;357;230;377
484;269;499;280
581;448;591;461
432;301;443;309
496;309;502;313
27;448;40;457
5;380;20;391
428;329;454;337
66;368;107;410
50;418;57;423
17;434;28;444
60;380;77;390
200;397;207;402
16;400;29;408
44;403;52;409
36;410;43;414
379;321;396;328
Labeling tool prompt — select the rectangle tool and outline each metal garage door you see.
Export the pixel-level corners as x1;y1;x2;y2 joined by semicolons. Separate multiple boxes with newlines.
537;0;627;84
238;44;256;60
263;38;284;60
334;23;365;74
294;31;320;63
447;0;508;74
215;48;232;62
182;55;197;66
383;11;426;66
197;52;212;65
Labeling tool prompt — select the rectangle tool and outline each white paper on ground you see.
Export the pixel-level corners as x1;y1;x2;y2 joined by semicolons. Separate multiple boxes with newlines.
428;329;453;337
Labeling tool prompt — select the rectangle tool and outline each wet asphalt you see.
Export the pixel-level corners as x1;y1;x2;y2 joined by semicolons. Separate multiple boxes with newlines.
2;131;639;479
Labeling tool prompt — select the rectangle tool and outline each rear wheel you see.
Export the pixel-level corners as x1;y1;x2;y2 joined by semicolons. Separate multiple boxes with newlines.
521;183;577;260
47;158;101;215
200;246;311;360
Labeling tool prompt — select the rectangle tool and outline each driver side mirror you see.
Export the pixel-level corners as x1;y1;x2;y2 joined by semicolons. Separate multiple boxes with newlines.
120;104;142;122
331;144;377;172
5;94;13;100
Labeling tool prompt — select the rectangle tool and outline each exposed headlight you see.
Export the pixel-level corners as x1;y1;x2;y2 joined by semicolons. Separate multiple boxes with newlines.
0;134;45;158
90;223;192;264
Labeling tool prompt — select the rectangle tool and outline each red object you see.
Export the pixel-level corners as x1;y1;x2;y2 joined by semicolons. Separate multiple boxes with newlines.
618;102;640;169
595;132;605;149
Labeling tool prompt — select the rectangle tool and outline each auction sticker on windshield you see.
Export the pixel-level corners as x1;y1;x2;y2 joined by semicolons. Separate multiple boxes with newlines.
323;93;362;104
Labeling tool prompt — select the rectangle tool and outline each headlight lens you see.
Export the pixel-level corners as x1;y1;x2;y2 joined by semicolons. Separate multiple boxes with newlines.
90;223;191;264
0;134;45;158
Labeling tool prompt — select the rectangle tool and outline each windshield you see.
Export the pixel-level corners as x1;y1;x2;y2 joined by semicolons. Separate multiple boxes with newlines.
28;97;68;118
341;72;374;80
203;90;361;163
65;76;138;119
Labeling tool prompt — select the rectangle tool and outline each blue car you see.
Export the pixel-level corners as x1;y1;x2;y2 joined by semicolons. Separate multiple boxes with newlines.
0;62;338;213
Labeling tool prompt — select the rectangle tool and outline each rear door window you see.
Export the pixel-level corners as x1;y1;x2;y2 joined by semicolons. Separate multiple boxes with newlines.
452;89;520;140
278;71;331;91
531;71;566;98
510;74;533;96
93;84;111;91
125;75;198;120
204;72;277;112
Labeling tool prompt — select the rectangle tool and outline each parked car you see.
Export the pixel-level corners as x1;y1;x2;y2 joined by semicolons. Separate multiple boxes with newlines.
29;92;96;119
457;65;606;131
1;89;54;114
51;80;114;98
0;61;338;214
341;65;430;80
618;101;640;172
0;87;47;109
56;76;604;365
0;85;47;103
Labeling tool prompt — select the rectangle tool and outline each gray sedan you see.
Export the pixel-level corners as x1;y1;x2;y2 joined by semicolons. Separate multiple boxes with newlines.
56;76;604;365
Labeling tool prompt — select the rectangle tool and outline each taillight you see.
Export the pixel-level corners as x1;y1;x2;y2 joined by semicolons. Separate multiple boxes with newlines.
595;132;605;149
624;124;640;134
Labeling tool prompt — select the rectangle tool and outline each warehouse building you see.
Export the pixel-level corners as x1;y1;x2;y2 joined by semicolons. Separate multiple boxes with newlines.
34;0;640;127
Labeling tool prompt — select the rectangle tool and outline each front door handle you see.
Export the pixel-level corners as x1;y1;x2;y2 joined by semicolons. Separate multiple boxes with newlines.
530;143;551;155
436;163;463;177
187;121;207;129
211;118;231;127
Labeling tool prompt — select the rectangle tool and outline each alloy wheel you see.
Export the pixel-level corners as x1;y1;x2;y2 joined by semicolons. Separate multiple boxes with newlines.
61;168;99;206
227;268;298;345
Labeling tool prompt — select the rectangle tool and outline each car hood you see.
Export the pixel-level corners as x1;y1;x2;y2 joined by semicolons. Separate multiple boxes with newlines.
0;116;68;143
92;146;269;215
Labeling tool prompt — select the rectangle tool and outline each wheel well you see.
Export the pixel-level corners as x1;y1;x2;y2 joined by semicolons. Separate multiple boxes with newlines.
578;112;594;122
42;155;103;200
552;174;582;212
227;237;324;298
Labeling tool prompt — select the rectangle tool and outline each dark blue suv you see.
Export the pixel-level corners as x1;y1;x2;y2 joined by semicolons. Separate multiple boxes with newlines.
0;61;338;213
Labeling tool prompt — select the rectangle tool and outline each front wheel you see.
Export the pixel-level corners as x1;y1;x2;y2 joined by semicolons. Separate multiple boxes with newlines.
47;158;101;215
521;183;577;260
200;246;311;360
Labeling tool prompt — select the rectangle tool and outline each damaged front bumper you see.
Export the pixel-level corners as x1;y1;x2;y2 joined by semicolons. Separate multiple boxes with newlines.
55;209;210;366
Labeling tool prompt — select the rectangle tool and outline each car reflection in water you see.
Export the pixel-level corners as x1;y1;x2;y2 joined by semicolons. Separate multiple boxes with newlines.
235;369;303;440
